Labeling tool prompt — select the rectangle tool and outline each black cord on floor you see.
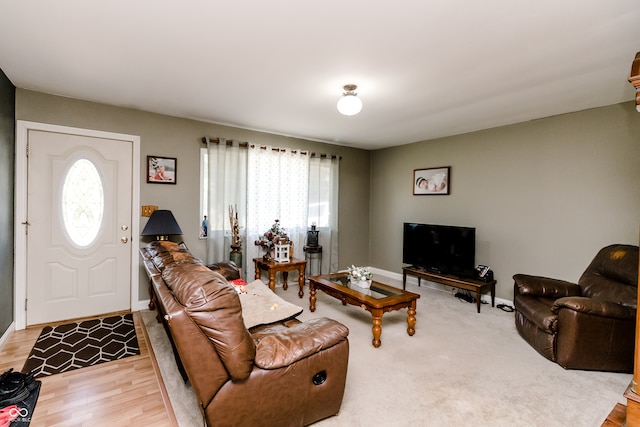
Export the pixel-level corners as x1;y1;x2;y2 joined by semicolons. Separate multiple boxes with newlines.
497;304;514;312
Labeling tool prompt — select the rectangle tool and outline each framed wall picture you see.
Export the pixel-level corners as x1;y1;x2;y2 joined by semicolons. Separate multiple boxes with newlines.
413;166;450;195
147;156;177;184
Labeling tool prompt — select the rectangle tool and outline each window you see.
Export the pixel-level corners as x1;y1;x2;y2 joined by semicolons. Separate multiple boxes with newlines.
201;140;339;273
246;147;309;247
308;157;333;228
61;159;104;247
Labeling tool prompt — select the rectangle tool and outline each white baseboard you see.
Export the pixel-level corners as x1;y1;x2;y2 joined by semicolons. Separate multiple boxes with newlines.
0;322;15;352
370;267;513;307
134;299;151;311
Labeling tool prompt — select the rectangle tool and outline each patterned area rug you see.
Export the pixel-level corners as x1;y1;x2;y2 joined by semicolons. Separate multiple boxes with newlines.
22;313;140;378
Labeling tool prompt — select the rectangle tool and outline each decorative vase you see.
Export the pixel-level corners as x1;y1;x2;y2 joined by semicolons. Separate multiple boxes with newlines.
229;247;242;269
349;276;372;289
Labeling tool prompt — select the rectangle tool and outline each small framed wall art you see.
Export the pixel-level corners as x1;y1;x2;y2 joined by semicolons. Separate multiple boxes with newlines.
413;166;450;195
147;156;177;184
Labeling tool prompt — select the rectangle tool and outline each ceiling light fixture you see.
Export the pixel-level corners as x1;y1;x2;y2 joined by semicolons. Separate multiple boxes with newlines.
337;84;363;116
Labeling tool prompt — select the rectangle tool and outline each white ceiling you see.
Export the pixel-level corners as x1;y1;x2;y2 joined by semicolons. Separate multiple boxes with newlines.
0;1;639;150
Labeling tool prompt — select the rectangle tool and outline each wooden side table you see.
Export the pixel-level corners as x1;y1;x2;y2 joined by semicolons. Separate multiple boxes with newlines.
254;257;307;298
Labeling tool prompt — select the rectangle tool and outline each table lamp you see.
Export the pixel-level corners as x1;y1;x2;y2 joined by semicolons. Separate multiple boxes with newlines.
141;209;183;240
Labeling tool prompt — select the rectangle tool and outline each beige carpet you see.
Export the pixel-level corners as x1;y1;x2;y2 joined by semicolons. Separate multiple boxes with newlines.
141;274;630;427
140;310;202;427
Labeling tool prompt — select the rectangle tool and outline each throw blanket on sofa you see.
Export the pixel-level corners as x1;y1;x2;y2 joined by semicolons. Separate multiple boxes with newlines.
238;280;304;329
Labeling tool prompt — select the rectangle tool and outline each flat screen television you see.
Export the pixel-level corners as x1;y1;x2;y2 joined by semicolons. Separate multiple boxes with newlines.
403;222;476;278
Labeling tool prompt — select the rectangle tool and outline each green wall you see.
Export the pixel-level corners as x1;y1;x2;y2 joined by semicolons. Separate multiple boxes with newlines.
0;70;15;336
15;89;371;301
370;102;640;300
12;88;640;305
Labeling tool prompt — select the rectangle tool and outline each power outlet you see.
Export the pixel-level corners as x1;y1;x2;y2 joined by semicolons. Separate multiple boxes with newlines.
141;205;158;217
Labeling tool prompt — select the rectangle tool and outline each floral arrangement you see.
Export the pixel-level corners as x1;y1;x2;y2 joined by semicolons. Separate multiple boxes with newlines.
254;219;289;249
229;205;242;249
347;265;372;282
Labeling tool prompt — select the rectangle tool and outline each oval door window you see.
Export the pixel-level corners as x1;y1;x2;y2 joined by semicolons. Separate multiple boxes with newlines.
62;158;104;247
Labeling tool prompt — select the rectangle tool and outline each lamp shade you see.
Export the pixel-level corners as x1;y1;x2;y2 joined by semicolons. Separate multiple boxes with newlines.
141;209;183;240
337;94;363;116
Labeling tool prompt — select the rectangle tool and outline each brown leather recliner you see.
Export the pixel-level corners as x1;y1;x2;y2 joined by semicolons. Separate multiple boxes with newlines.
140;241;350;426
513;244;639;372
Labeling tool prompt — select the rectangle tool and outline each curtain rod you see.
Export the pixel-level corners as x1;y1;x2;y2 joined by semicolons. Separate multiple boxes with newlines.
201;137;248;148
201;137;341;159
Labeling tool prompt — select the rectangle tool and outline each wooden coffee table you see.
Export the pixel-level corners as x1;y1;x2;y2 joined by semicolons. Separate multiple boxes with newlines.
308;273;420;348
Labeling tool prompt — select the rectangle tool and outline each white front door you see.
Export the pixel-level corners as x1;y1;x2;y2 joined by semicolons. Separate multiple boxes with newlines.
24;129;134;325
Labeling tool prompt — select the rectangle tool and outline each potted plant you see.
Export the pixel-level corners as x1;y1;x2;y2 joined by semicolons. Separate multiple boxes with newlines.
347;265;373;289
254;219;289;261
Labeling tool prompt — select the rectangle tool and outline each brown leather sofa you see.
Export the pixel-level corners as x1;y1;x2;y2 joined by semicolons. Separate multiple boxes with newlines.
513;244;639;372
140;241;350;426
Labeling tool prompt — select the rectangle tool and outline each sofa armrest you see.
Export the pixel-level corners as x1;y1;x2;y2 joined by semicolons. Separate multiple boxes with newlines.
253;317;349;369
619;299;637;310
513;274;581;298
552;296;636;320
207;261;240;281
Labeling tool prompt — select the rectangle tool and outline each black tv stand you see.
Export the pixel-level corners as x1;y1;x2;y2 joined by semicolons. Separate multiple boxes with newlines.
402;266;496;313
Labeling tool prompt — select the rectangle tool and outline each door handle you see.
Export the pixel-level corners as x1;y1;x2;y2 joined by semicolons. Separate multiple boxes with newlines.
121;237;129;244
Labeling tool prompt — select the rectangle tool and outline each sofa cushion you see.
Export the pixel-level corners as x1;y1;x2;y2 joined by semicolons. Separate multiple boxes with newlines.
161;263;211;292
579;244;639;303
147;241;204;272
154;250;203;272
145;240;173;256
162;263;256;381
207;261;241;281
146;240;186;257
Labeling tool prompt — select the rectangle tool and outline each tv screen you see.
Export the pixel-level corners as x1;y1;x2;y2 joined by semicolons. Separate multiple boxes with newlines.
403;223;476;277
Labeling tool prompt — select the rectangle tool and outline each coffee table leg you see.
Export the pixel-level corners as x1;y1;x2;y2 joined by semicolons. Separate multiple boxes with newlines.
283;271;289;290
407;301;417;336
309;284;316;312
372;310;383;348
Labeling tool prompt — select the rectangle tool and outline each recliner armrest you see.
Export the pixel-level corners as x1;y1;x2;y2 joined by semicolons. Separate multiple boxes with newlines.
253;317;349;369
207;261;240;281
513;274;581;298
552;296;636;320
618;300;637;310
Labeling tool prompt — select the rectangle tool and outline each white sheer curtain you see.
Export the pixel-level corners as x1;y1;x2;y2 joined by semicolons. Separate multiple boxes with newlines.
308;156;339;273
205;139;247;268
246;146;309;265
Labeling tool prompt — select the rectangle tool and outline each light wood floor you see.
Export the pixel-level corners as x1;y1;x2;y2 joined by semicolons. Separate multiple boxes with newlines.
0;311;178;427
